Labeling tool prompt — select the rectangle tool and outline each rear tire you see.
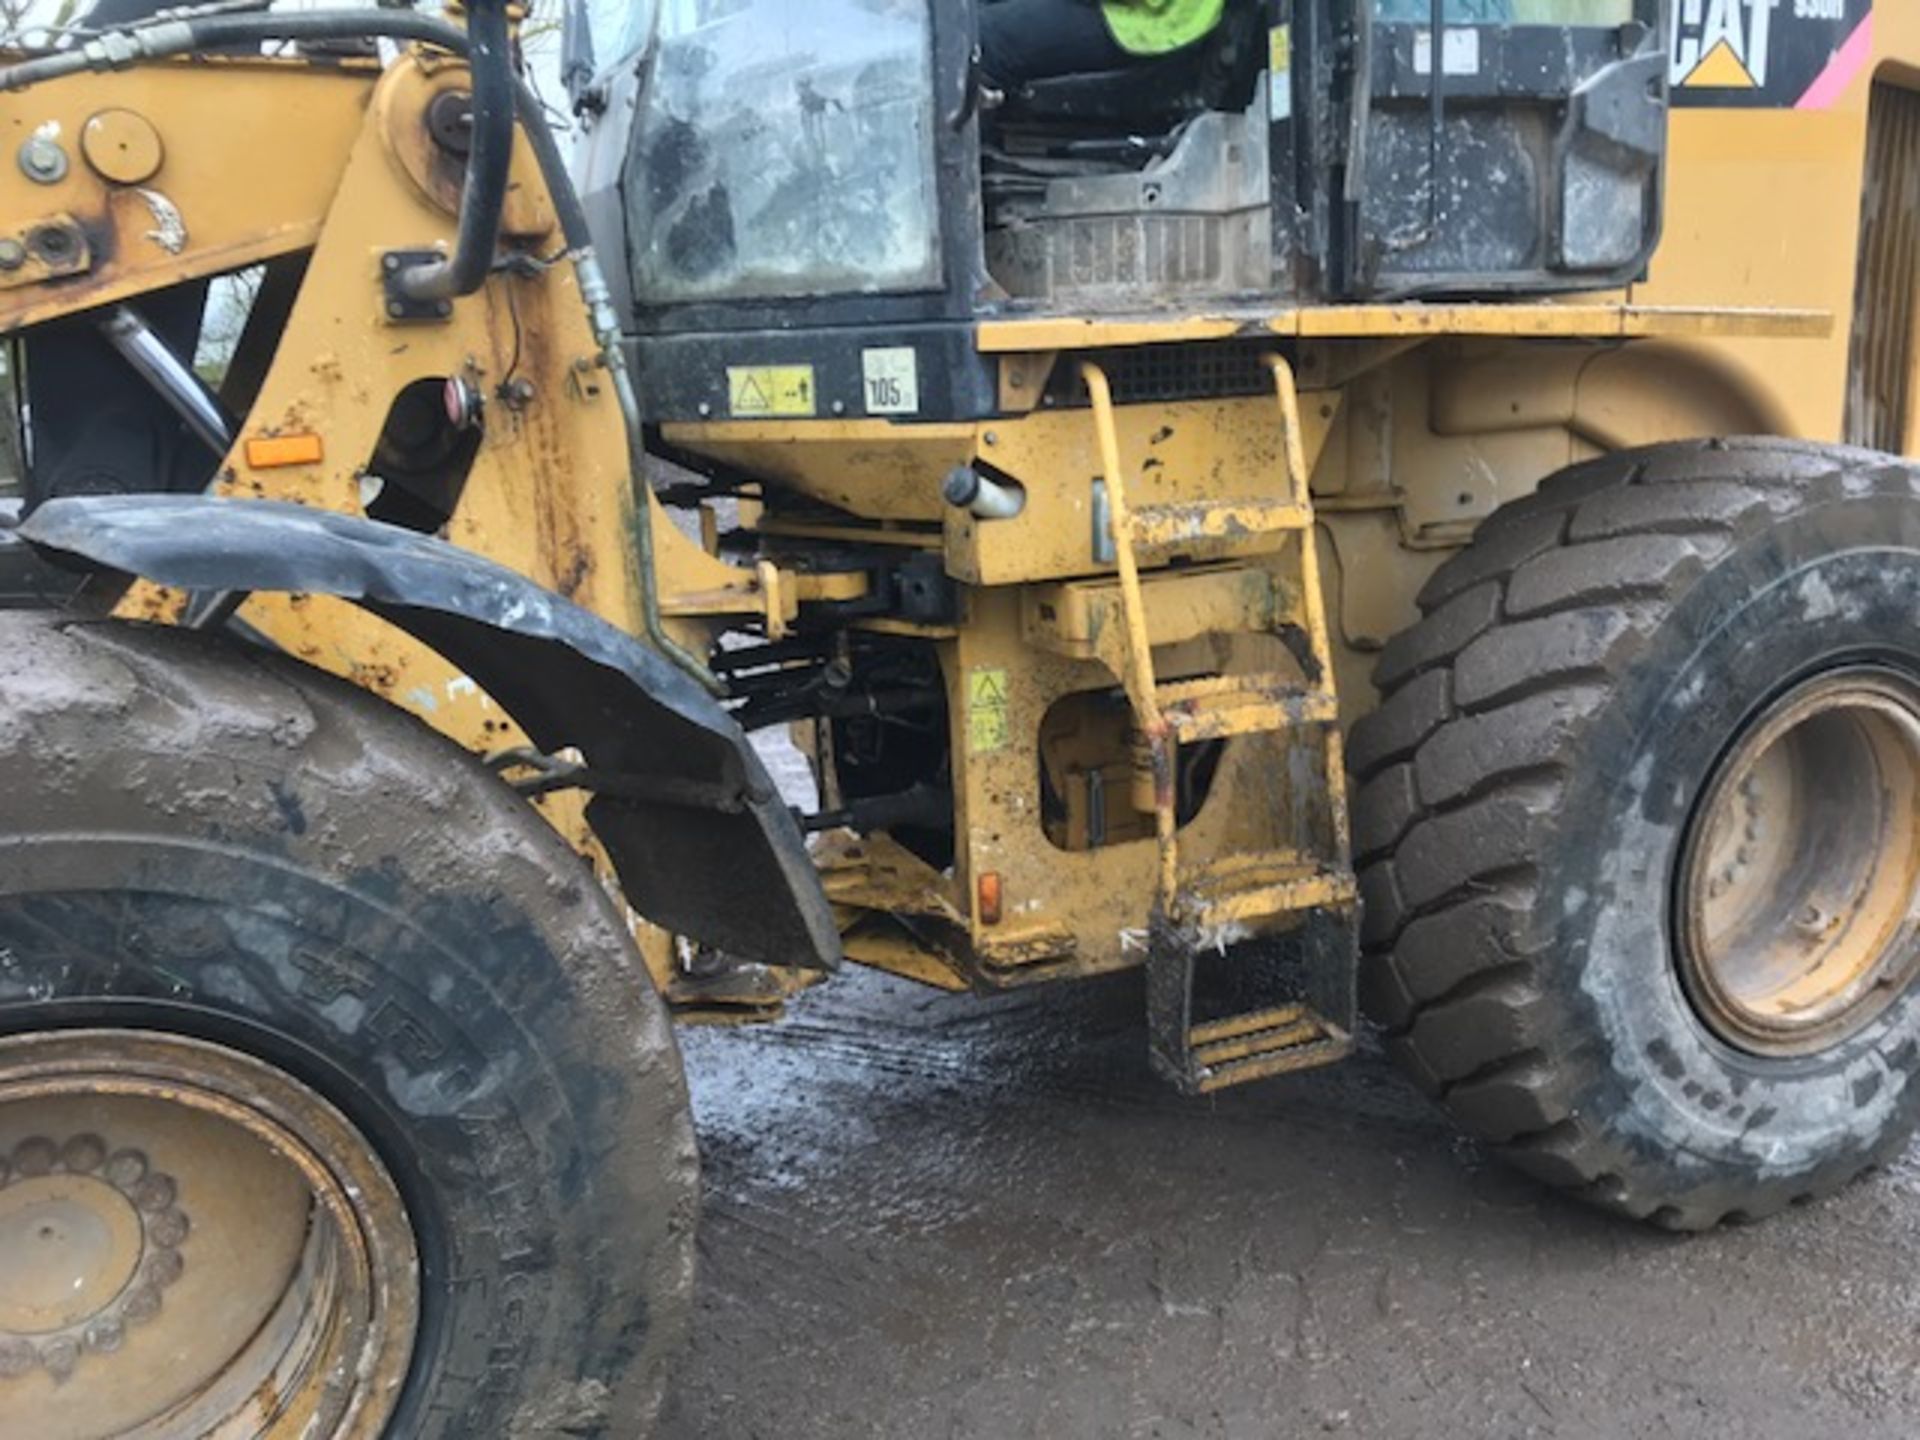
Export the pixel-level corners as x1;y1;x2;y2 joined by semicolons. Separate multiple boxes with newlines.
0;612;697;1434
1350;439;1920;1228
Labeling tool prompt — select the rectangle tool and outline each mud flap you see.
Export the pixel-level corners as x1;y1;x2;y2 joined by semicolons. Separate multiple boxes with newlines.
18;494;841;971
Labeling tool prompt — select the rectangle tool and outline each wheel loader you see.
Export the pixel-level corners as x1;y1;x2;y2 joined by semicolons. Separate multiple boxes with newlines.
0;0;1914;1432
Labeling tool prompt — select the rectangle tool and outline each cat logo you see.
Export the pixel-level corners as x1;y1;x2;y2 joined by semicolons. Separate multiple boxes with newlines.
1671;0;1774;91
1669;0;1871;109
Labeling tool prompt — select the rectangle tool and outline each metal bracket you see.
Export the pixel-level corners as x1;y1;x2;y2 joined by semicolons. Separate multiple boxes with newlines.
380;249;454;322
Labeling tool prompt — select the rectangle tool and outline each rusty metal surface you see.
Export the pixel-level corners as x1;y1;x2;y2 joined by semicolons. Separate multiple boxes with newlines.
0;1029;418;1439
1676;668;1920;1058
18;494;840;972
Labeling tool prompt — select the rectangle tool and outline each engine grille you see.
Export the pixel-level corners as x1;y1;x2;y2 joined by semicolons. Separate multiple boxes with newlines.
1847;80;1920;453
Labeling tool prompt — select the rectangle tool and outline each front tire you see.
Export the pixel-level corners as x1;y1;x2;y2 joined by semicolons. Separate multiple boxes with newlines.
1350;439;1920;1228
0;612;698;1435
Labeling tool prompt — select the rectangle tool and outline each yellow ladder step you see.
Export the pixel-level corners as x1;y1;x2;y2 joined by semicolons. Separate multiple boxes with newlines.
1181;859;1357;932
1157;673;1338;742
1190;1025;1353;1093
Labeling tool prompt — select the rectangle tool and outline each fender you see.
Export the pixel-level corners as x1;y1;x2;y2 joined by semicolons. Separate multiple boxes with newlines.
0;499;83;608
19;494;841;972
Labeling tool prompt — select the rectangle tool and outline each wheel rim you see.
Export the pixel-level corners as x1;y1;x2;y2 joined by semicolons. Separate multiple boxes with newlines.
0;1030;419;1439
1678;668;1920;1057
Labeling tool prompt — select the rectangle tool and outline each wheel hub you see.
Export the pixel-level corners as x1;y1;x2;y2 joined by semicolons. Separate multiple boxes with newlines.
1679;668;1920;1056
0;1154;168;1351
0;1031;419;1440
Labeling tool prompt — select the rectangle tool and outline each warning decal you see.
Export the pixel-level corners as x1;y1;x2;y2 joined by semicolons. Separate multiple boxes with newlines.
1670;0;1872;110
727;365;818;418
968;668;1011;754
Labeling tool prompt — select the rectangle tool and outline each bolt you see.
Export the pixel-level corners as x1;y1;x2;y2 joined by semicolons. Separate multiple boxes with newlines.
435;300;452;318
121;1285;161;1325
104;1148;148;1188
386;301;406;319
28;225;74;262
40;1338;78;1382
831;400;846;416
133;1173;176;1213
0;238;23;271
383;253;401;272
83;1319;125;1355
697;401;713;418
143;1248;185;1289
60;1134;105;1174
18;136;68;184
13;1136;54;1177
149;1208;190;1248
983;430;999;447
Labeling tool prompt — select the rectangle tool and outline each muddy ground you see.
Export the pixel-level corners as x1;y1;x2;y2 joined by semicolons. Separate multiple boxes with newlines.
657;964;1920;1439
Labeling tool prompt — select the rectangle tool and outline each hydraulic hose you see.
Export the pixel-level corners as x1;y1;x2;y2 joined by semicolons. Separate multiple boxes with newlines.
396;0;511;301
0;7;718;691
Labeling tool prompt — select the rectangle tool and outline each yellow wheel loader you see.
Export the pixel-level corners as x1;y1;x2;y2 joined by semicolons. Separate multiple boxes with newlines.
0;0;1915;1432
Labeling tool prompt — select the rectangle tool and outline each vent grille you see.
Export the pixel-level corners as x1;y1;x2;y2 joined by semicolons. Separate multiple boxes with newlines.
1847;81;1920;452
1046;339;1282;408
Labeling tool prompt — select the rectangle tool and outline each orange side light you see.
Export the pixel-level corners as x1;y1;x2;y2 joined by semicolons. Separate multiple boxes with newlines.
978;872;1003;927
244;433;325;469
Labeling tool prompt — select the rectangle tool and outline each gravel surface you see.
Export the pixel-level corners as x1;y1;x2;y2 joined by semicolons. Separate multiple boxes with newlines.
658;963;1920;1440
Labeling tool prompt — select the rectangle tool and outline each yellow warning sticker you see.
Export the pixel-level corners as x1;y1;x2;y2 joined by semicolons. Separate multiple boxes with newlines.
728;365;818;418
968;668;1011;754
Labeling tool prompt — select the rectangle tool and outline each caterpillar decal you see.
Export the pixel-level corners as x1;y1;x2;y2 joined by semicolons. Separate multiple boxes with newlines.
1669;0;1873;109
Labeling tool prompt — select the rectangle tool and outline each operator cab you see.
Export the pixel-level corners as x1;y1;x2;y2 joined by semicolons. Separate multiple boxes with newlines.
569;0;1667;422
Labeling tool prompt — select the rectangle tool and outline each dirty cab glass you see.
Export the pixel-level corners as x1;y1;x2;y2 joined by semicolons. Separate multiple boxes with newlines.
627;0;941;305
1373;0;1631;20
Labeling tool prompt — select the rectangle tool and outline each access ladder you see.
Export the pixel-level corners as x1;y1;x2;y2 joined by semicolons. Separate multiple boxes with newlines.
1081;356;1359;1095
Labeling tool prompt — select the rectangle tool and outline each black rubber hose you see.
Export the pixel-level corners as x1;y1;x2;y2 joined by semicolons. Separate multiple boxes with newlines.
0;12;464;89
396;0;512;300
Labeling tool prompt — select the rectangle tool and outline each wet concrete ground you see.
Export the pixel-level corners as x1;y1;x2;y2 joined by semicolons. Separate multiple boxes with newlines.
658;964;1920;1439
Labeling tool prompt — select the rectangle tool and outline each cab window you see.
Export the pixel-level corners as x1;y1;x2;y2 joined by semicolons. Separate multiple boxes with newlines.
625;0;943;305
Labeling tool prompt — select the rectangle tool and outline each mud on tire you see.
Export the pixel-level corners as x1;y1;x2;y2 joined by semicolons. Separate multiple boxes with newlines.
1350;438;1920;1229
0;612;698;1434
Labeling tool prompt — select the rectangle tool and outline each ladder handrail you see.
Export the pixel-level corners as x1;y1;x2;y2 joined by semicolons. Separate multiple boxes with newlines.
1262;354;1352;854
1081;360;1180;911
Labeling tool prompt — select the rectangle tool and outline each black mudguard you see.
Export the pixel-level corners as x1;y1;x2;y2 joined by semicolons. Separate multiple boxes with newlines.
1;499;85;608
19;494;840;972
